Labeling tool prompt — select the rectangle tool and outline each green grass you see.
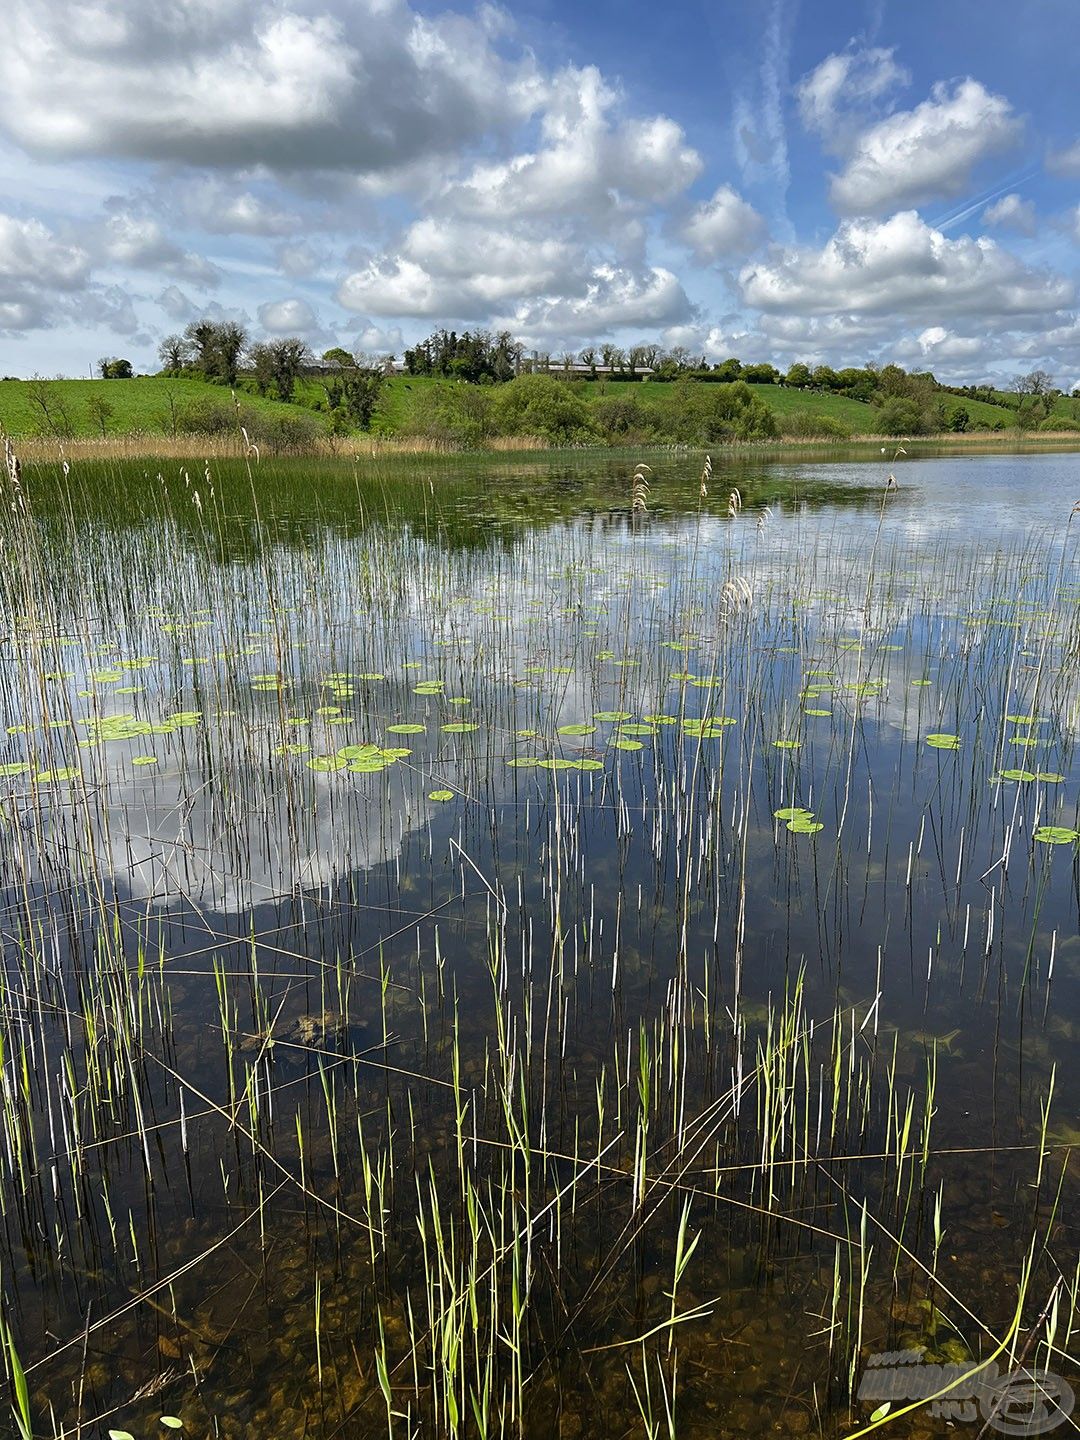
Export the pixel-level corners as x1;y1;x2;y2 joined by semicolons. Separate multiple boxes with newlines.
2;372;1075;444
0;376;326;440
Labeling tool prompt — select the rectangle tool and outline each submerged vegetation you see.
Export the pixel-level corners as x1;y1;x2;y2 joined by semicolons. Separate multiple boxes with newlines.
0;435;1078;1437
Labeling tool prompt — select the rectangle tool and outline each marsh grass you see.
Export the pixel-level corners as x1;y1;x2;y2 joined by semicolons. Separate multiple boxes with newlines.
0;439;1076;1438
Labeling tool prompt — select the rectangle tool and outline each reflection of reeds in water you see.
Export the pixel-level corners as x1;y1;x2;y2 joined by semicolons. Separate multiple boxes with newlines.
0;436;1076;1438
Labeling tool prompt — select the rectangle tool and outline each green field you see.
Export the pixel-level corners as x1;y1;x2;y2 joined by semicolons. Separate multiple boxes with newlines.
0;376;328;440
1;371;1069;444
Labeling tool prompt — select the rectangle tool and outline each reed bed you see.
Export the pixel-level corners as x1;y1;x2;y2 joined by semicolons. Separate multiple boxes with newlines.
0;438;1076;1438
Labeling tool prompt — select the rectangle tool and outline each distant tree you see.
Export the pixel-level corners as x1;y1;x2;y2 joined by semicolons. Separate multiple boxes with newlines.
321;347;354;367
183;319;247;384
87;394;115;437
600;344;624;372
158;335;189;374
1014;369;1054;396
26;377;74;438
742;362;779;384
249;337;310;401
579;346;598;379
946;405;970;433
713;357;742;382
339;366;384;430
810;365;839;391
97;357;133;379
559;351;576;373
785;362;812;388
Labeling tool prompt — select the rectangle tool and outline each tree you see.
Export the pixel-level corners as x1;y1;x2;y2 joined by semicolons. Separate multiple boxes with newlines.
579;346;598;379
26;378;74;438
713;357;742;382
87;394;115;437
742;362;779;384
1014;369;1053;396
785;362;812;388
321;347;354;367
810;365;839;391
97;356;132;379
249;337;310;401
946;405;970;433
183;319;247;384
158;335;189;373
339;366;384;429
877;397;924;436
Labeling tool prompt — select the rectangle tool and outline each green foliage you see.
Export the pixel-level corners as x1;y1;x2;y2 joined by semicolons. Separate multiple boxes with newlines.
490;374;596;444
877;397;925;436
97;357;133;379
778;411;854;439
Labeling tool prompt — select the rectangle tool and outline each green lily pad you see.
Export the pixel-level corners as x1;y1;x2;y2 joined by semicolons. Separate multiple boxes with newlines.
925;734;961;750
386;724;426;735
1034;826;1080;845
428;790;455;801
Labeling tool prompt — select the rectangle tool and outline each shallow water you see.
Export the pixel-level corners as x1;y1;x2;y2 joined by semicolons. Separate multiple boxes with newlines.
1;447;1078;1438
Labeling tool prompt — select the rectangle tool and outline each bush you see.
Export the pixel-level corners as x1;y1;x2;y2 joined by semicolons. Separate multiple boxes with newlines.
778;412;853;440
592;394;655;442
174;396;321;453
876;397;925;436
403;383;495;448
1039;415;1080;431
491;375;596;445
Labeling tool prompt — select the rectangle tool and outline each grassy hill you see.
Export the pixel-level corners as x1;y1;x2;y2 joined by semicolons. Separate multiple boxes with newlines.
0;376;328;441
2;372;1073;450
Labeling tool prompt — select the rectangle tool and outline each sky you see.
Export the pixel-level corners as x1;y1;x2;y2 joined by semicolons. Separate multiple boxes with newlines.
1;0;1078;386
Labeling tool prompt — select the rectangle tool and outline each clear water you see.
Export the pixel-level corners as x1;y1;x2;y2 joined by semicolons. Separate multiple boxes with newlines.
1;447;1078;1438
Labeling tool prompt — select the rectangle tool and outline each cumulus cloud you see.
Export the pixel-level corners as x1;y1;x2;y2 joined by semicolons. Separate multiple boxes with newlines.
101;213;221;286
176;181;302;237
0;0;545;175
0;212;90;332
828;79;1022;214
679;185;766;261
982;193;1036;236
796;46;910;147
1047;139;1080;178
447;66;701;224
740;211;1072;320
892;326;984;362
156;285;197;322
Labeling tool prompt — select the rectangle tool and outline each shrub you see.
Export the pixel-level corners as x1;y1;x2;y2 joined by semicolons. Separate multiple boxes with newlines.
491;375;596;445
778;412;853;440
876;397;924;436
1039;415;1080;431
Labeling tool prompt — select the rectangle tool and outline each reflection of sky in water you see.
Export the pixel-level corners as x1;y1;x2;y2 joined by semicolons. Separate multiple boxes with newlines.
3;451;1079;920
3;451;1080;1436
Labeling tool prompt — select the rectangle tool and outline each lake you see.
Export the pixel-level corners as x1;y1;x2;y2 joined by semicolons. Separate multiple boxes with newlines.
1;445;1078;1438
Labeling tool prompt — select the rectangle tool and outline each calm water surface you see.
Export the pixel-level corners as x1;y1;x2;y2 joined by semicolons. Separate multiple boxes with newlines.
0;447;1078;1438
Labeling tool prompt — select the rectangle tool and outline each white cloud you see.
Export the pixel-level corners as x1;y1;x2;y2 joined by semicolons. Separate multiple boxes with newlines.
337;222;587;319
0;212;90;332
892;326;984;362
102;213;221;286
447;66;701;224
828;79;1022;215
258;297;319;334
506;266;692;342
982;193;1036;236
178;181;302;237
352;322;405;356
0;0;544;176
679;185;766;261
157;285;197;322
740;211;1070;320
1047;139;1080;178
796;46;910;147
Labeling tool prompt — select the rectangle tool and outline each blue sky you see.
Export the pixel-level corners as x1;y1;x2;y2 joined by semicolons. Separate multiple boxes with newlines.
1;0;1078;385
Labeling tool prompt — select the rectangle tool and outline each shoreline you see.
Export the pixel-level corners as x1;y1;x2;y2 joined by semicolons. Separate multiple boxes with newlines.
8;428;1080;465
